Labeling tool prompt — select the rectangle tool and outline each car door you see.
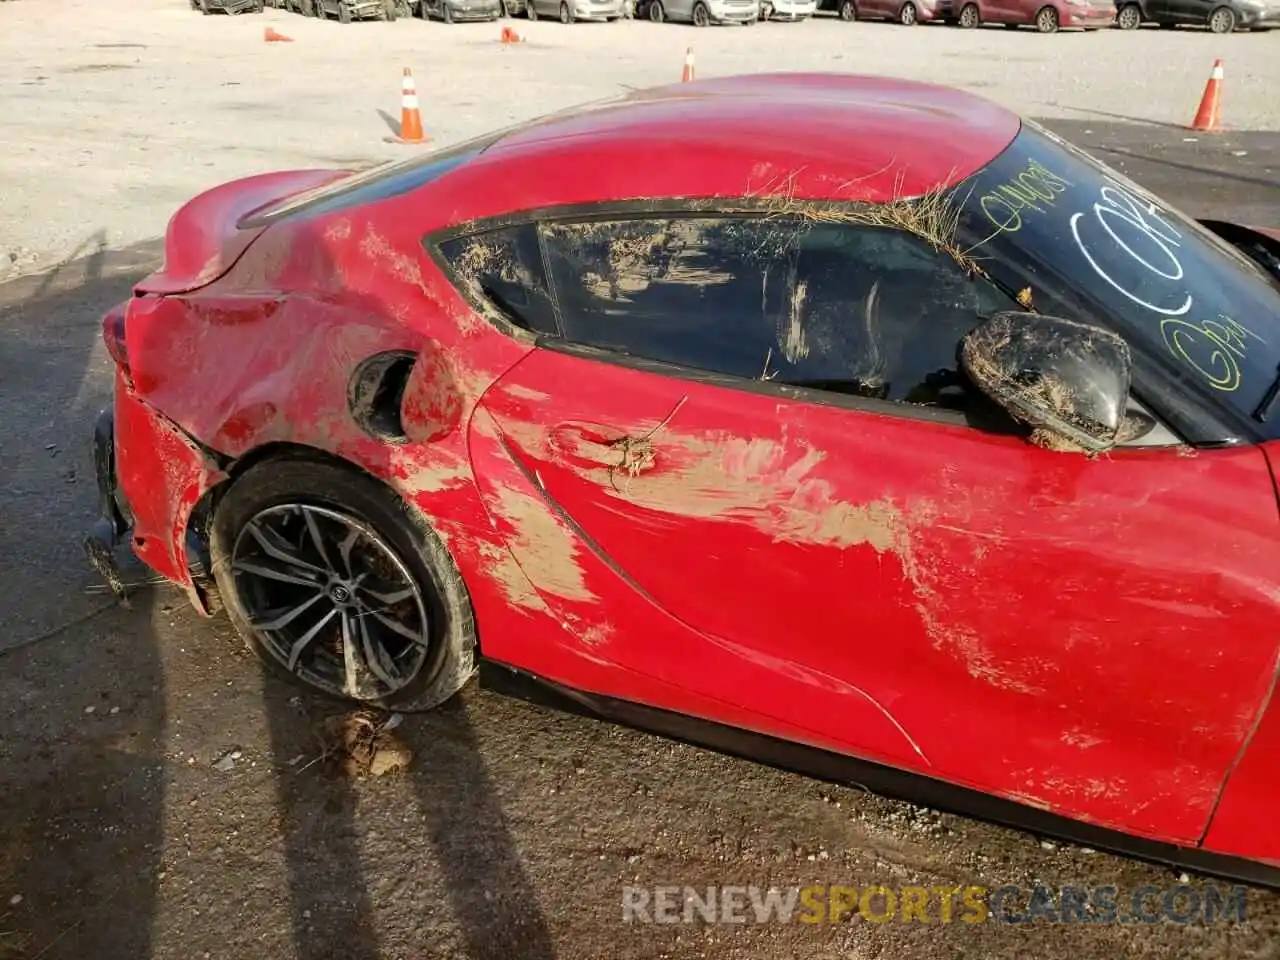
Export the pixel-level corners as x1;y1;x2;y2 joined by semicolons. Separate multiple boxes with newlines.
444;209;1280;847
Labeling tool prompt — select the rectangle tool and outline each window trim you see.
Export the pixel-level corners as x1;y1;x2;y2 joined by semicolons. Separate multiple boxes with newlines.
424;198;1196;447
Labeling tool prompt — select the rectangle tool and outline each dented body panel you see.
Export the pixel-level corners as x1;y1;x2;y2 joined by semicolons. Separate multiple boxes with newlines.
89;72;1280;882
478;347;1280;845
113;369;225;604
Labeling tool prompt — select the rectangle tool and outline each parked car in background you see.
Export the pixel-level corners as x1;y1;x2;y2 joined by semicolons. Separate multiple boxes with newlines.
1115;0;1278;30
761;0;816;19
829;0;943;23
528;0;625;19
315;0;399;19
416;0;501;19
641;0;759;22
949;0;1113;29
192;0;264;13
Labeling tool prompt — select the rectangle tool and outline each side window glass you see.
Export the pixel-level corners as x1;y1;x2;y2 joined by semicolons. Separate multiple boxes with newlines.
541;217;790;380
540;214;1015;418
772;224;1010;412
439;224;559;336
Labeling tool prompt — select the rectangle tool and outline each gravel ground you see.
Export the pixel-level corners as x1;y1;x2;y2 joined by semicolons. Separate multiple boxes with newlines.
2;2;1280;959
0;0;1278;280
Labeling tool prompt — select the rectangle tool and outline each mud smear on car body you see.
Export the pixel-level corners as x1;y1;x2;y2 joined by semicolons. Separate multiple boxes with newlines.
504;408;1034;694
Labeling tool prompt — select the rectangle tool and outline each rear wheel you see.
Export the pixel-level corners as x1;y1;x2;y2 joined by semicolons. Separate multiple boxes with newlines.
957;1;978;25
648;0;663;18
1207;4;1235;30
1034;3;1057;29
338;0;352;19
838;0;856;17
210;458;477;712
443;1;454;19
1115;1;1140;26
560;0;572;19
693;0;710;23
899;1;917;22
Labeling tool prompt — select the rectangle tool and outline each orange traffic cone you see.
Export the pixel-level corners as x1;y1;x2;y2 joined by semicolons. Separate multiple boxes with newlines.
390;67;430;145
681;46;695;82
264;26;294;41
1189;58;1224;132
500;24;522;42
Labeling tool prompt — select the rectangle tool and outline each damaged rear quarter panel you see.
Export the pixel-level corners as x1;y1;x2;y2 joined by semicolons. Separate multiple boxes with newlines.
122;206;536;610
114;370;226;606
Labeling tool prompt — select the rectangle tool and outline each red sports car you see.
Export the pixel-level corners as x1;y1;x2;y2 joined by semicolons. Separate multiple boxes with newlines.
86;73;1280;886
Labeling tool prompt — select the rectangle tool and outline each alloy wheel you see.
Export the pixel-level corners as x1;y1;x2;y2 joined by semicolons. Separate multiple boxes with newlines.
1116;2;1139;27
230;503;432;701
958;3;978;26
1208;5;1234;30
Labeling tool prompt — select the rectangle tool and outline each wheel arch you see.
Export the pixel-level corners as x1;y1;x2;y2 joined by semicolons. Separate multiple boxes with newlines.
188;438;489;657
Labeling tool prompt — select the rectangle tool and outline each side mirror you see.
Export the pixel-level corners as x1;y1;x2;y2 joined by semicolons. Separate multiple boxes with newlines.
960;311;1132;454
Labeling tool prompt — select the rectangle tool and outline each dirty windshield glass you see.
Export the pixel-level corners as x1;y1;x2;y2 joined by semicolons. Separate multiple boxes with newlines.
948;120;1280;432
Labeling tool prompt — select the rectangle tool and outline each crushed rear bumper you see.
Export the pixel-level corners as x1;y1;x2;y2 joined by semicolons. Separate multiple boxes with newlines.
83;406;134;601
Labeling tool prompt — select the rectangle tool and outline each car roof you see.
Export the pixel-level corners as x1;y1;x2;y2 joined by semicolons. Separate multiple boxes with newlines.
433;72;1022;220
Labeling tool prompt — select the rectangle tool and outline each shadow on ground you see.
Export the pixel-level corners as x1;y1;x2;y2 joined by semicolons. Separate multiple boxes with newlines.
0;238;557;960
0;238;167;958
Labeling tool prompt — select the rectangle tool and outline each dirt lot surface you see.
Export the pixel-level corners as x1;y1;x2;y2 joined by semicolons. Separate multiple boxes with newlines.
2;1;1280;958
1;0;1279;279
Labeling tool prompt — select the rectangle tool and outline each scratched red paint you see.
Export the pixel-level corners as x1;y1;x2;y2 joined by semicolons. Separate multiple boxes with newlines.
100;73;1280;873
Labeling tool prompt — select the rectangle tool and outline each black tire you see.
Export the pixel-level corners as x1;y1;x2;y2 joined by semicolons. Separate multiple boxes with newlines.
838;0;856;19
1034;3;1057;29
1115;1;1140;27
560;0;572;20
384;0;398;17
338;0;352;19
957;1;978;25
899;0;917;22
300;0;315;14
1207;4;1234;30
443;1;453;19
692;0;710;22
200;0;212;14
647;0;663;18
209;457;477;713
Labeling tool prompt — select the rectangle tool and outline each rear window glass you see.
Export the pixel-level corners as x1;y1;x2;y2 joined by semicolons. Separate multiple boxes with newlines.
239;134;502;227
